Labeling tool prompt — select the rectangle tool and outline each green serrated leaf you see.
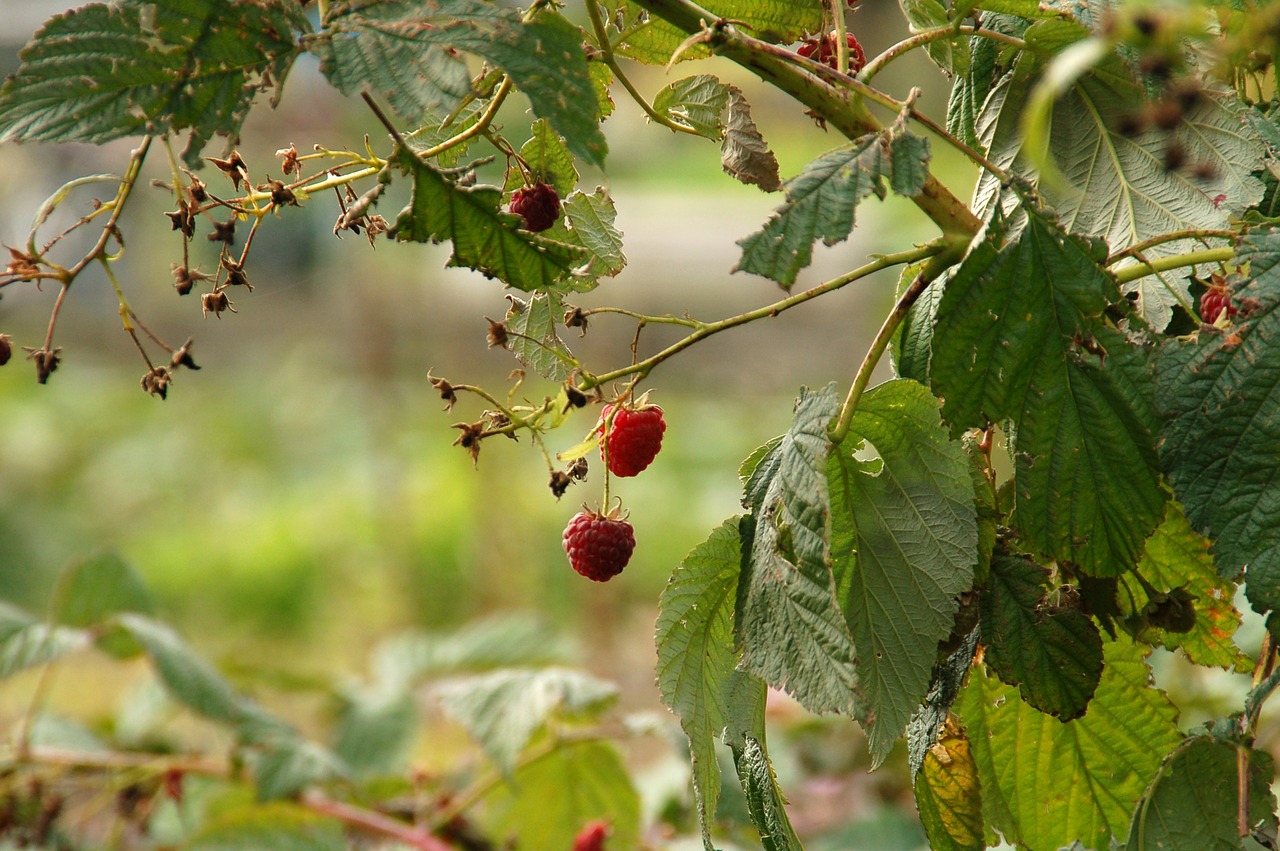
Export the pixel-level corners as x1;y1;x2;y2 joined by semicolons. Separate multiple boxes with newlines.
830;379;978;764
980;549;1103;719
185;801;346;851
307;0;471;123
1127;737;1277;851
736;132;931;288
914;721;983;851
1123;501;1249;671
448;10;606;167
957;636;1183;851
252;736;346;801
481;739;640;849
0;602;89;681
738;385;861;716
505;293;574;382
722;87;782;193
332;689;417;777
931;207;1166;576
656;519;742;846
391;148;586;292
436;667;617;776
890;261;941;384
1156;228;1280;618
611;0;821;66
653;75;731;139
52;550;154;658
371;615;571;687
560;188;626;282
899;0;971;75
733;735;804;851
973;21;1264;330
506;119;578;197
907;631;980;778
0;0;307;165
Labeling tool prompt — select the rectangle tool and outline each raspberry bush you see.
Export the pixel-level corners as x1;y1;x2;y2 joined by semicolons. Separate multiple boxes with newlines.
1;0;1280;849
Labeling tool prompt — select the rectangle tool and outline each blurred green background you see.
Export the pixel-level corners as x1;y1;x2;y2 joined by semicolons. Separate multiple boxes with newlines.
0;2;1269;847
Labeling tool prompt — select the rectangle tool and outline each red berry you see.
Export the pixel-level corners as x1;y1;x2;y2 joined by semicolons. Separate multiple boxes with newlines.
571;820;610;851
600;404;666;478
1201;287;1238;323
509;182;561;232
797;32;866;73
563;510;635;582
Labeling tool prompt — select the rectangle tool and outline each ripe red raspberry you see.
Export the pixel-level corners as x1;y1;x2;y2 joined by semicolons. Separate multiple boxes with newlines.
563;509;635;582
571;820;610;851
1200;287;1238;323
797;31;866;73
509;182;561;232
600;404;666;478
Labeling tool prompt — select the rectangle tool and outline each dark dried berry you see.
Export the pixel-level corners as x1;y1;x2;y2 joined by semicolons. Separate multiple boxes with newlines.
797;31;866;73
0;334;10;367
509;183;561;232
1145;586;1197;633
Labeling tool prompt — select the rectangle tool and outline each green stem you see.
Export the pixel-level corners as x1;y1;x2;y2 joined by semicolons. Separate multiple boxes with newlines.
858;26;1026;84
828;247;960;443
587;242;946;387
1106;229;1238;265
585;1;702;136
1111;247;1236;286
627;0;980;241
583;307;702;329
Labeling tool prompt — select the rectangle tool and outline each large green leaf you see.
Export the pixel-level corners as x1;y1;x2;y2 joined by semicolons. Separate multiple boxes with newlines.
973;19;1264;330
736;133;932;288
930;207;1166;576
829;379;978;764
481;739;641;850
1127;737;1277;851
655;518;742;847
737;385;861;716
436;667;617;776
252;736;346;801
1123;501;1249;671
391;148;587;292
608;0;821;66
914;721;984;851
979;549;1103;720
541;188;628;285
184;802;346;851
370;615;571;687
332;688;418;777
1155;228;1280;617
653;75;731;140
505;293;574;382
0;0;307;165
51;550;154;627
956;637;1183;851
307;0;472;122
732;734;804;851
0;602;89;680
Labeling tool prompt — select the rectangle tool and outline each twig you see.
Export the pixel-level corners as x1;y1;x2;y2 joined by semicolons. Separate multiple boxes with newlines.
302;792;456;851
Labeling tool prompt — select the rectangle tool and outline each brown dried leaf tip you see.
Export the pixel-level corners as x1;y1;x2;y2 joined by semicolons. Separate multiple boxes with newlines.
564;304;589;336
220;256;252;290
140;366;171;400
207;151;249;192
201;290;236;319
24;346;61;384
275;144;301;178
169;338;201;371
428;370;457;411
171;264;213;296
184;171;208;204
259;179;299;208
165;199;196;238
452;421;486;466
568;457;589;481
208;218;237;245
5;246;41;281
485;317;509;349
549;470;573;499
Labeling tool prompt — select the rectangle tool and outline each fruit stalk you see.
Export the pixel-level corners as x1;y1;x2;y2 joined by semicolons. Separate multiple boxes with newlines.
625;0;981;242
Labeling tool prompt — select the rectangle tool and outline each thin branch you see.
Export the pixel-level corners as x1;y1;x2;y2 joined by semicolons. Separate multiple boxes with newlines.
858;26;1026;84
302;792;456;851
1106;228;1239;265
